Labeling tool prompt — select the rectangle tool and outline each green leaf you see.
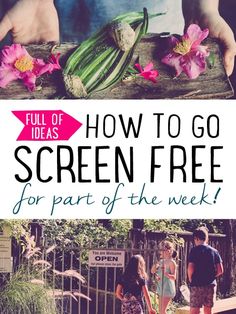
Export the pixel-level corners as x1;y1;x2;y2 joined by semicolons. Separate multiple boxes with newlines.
207;52;215;69
63;8;163;98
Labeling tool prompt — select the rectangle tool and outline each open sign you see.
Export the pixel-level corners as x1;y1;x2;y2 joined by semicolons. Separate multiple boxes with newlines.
89;250;125;268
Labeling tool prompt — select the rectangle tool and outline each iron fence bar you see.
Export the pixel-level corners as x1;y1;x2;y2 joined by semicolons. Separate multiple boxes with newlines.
104;267;108;314
95;266;99;314
104;242;109;314
42;247;46;287
78;248;82;314
146;241;151;279
87;244;91;314
52;246;56;295
61;249;65;314
112;240;119;314
9;230;229;314
87;267;90;314
70;250;73;314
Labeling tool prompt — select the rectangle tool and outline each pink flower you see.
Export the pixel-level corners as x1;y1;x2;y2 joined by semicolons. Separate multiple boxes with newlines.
135;62;159;83
161;24;210;79
0;44;61;91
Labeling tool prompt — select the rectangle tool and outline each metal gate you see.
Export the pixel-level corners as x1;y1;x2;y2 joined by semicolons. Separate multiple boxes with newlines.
41;232;226;314
40;239;162;314
6;229;227;314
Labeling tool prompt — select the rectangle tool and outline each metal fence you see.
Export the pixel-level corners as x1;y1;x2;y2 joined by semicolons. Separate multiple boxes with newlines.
2;228;228;314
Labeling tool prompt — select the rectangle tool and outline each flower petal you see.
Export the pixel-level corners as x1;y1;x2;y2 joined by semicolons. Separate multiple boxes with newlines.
0;64;20;88
162;53;183;77
184;24;209;47
139;71;152;80
181;51;207;79
22;72;37;91
168;35;180;48
143;62;154;72
48;53;61;72
194;45;210;57
32;59;50;77
139;69;158;83
161;24;210;79
1;44;30;65
0;44;61;91
135;63;143;73
33;54;61;77
135;62;158;83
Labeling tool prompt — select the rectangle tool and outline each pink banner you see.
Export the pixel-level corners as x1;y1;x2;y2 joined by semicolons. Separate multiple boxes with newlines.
12;110;82;141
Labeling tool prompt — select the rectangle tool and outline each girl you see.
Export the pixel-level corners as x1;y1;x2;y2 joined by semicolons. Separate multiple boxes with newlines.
151;241;177;314
116;254;156;314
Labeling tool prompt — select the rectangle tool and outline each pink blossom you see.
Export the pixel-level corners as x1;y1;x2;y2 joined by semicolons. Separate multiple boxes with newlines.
161;24;210;79
0;44;61;91
135;62;159;83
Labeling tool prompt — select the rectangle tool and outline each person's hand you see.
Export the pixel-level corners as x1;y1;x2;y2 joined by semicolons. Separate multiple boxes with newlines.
0;0;59;44
154;274;161;282
197;12;236;76
183;0;236;77
151;263;159;274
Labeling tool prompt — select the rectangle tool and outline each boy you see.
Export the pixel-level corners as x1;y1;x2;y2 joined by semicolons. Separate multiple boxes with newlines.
188;227;224;314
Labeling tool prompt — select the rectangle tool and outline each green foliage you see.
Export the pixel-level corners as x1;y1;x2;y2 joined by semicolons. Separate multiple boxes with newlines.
110;220;132;241
0;267;57;314
207;52;215;69
63;8;155;97
40;219;132;246
42;219;111;246
0;235;89;314
172;219;225;234
144;219;226;235
149;291;158;311
0;220;30;240
144;220;183;233
0;219;225;250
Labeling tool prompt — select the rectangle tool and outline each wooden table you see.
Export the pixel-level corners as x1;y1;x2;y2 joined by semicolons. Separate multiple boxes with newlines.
0;35;233;99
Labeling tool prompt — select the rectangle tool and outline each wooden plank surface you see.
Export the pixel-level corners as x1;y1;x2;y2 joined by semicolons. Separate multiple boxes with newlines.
176;296;236;313
0;34;233;99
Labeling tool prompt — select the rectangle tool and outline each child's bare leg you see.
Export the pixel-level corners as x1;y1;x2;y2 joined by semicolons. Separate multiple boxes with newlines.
190;308;201;314
159;296;171;314
203;306;212;314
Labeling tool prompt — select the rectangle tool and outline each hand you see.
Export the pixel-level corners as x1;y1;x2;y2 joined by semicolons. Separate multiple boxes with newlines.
183;1;236;77
199;12;236;76
149;308;156;314
154;274;161;282
0;0;59;44
151;263;159;274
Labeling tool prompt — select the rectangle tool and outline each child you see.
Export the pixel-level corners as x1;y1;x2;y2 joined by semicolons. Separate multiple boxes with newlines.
151;240;177;314
116;254;156;314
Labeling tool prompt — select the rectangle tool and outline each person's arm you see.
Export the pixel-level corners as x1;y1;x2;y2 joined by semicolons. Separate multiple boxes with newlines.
182;0;219;25
151;263;161;281
142;285;156;314
0;0;59;44
187;262;195;283
151;263;159;274
115;284;124;301
164;260;177;280
216;262;224;277
182;0;236;76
